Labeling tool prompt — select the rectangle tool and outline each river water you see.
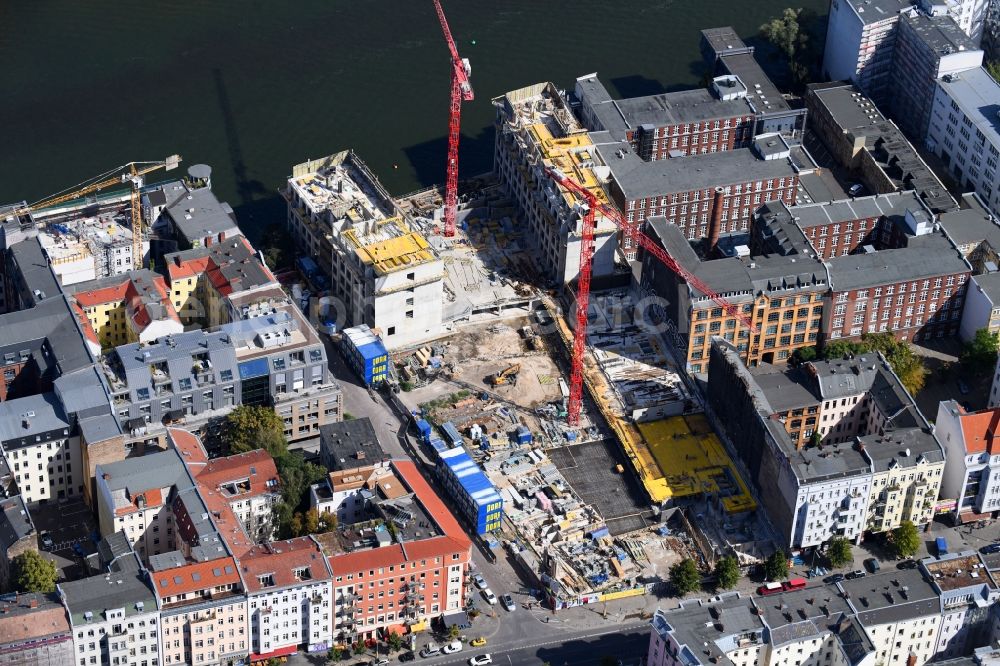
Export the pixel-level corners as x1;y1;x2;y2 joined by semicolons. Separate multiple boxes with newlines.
0;0;825;240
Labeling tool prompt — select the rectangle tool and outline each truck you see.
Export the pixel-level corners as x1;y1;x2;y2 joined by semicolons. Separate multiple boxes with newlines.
936;536;948;556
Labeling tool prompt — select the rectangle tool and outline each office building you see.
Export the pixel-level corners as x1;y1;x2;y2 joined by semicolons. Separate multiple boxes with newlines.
927;67;1000;216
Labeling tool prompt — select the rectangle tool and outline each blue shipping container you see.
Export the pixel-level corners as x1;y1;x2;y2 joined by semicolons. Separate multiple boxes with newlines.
515;425;532;445
341;325;389;386
428;438;449;456
438;447;503;535
441;421;463;447
416;419;432;444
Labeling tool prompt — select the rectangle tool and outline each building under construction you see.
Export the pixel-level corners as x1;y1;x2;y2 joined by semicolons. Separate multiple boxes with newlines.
493;82;620;285
284;151;444;349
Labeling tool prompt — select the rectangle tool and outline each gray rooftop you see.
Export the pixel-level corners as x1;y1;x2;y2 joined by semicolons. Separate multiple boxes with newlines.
320;417;386;471
0;295;95;386
164;236;274;294
827;227;970;292
938;68;1000;170
701;27;793;114
0;496;34;551
844;0;912;25
939;193;1000;247
650;594;766;666
902;11;979;57
60;567;157;626
756;582;854;643
163;186;240;244
839;567;941;625
8;236;61;305
0;392;71;449
787;190;928;229
96;448;187;497
597;143;797;200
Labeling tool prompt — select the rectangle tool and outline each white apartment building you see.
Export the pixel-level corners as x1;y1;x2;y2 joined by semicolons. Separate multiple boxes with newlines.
927;67;1000;216
285;152;443;349
0;393;85;505
196;450;281;542
936;400;1000;517
922;553;1000;658
60;557;161;666
960;272;1000;341
823;0;911;104
242;537;334;660
95;449;184;560
310;463;392;525
842;568;944;666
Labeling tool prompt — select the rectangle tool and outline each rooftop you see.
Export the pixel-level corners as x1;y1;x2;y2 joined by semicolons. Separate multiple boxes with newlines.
827;226;969;292
165;236;276;296
163;185;240;244
950;403;1000;454
938;67;1000;167
922;552;997;591
196;449;280;502
902;11;979;57
239;536;332;594
288;150;396;225
8;236;61;303
596;143;797;200
844;0;912;25
60;569;157;626
650;594;766;666
0;593;70;645
0;496;33;551
343;220;437;276
839;568;941;625
151;555;241;602
320;417;387;471
778;190;929;229
939;193;1000;248
755;582;854;642
0;392;71;449
701;27;793;114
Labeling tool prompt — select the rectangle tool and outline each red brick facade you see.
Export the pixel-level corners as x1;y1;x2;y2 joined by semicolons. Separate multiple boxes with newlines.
827;274;969;343
627;115;755;160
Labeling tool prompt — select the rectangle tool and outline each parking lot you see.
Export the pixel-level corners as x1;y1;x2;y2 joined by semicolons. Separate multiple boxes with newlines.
30;499;97;581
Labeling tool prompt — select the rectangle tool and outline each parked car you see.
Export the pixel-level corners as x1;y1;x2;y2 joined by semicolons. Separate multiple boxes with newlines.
500;594;515;612
896;559;918;570
864;558;880;573
980;543;1000;555
469;637;487;648
469;656;493;666
399;652;415;662
420;644;441;658
482;588;498;605
371;659;390;666
845;570;866;580
39;531;54;550
848;183;865;197
824;573;845;584
443;641;463;655
471;573;488;590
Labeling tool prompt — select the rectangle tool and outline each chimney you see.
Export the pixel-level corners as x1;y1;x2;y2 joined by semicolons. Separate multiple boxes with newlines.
708;187;726;256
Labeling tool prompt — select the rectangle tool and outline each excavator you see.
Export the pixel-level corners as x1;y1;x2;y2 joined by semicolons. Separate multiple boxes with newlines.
489;363;520;387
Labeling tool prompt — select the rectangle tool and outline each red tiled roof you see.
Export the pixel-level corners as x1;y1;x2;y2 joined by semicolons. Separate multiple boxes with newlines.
196;449;279;499
240;537;332;593
114;487;164;517
168;428;208;467
154;556;240;597
201;486;255;559
168;255;211;281
69;301;99;346
328;461;471;576
959;408;1000;454
73;281;129;307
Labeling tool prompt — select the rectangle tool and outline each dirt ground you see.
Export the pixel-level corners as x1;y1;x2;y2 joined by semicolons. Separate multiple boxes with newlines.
453;354;563;409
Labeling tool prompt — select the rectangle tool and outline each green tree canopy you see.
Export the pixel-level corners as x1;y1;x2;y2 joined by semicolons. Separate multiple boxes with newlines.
826;537;853;568
764;550;789;581
821;334;928;396
222;405;288;459
890;520;921;559
961;328;999;376
669;558;702;595
714;555;741;590
12;550;57;593
761;8;810;85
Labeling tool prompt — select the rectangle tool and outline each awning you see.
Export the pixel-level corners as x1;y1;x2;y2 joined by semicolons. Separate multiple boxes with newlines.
409;619;429;633
441;611;470;629
250;644;298;662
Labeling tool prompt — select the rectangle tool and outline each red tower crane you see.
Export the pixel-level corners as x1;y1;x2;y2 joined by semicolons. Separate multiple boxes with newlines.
432;0;473;237
544;168;755;426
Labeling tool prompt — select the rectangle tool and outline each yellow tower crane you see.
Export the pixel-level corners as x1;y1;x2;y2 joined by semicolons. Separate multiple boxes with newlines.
13;155;181;269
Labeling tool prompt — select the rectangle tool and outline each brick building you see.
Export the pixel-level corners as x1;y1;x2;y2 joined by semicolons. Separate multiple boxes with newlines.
597;137;800;241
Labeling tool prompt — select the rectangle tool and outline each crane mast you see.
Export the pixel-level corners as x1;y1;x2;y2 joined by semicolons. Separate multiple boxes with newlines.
544;168;755;426
432;0;473;237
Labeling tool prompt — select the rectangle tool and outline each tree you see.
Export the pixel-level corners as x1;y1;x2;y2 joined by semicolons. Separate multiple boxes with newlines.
319;510;338;533
821;334;928;396
890;520;921;559
714;555;741;590
259;222;294;271
353;640;367;655
961;328;999;376
761;8;810;86
791;346;817;365
669;558;701;595
11;551;57;593
222;405;288;458
386;631;403;652
304;508;321;535
987;60;1000;84
288;513;304;538
448;624;460;640
826;537;853;568
764;550;789;581
822;339;867;360
327;647;343;662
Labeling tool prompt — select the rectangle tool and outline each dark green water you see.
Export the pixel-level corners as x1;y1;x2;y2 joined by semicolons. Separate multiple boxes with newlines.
0;0;825;241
